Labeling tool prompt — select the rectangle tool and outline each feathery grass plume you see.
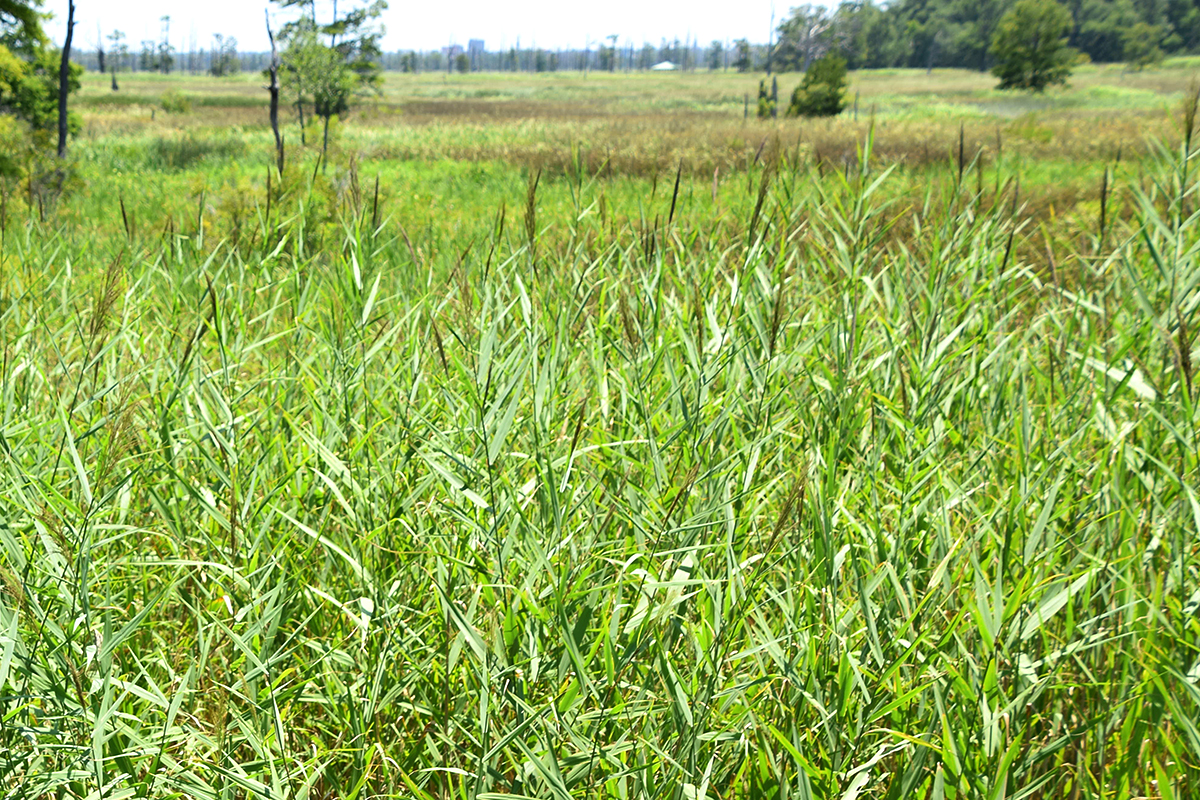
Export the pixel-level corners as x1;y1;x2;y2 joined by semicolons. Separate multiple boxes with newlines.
1098;165;1109;248
1183;77;1200;155
119;194;132;239
767;276;786;358
667;160;683;225
524;167;540;256
957;122;966;187
371;173;380;231
618;290;640;350
1179;309;1193;399
747;163;773;244
87;253;124;345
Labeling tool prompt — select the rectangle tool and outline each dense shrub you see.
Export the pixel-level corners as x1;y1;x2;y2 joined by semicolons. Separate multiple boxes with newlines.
159;90;193;114
786;53;848;117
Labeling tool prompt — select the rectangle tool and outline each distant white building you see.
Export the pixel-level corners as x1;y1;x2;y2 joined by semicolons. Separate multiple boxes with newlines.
651;60;678;71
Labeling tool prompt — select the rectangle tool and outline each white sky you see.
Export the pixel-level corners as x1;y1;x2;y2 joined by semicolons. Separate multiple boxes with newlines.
42;0;782;53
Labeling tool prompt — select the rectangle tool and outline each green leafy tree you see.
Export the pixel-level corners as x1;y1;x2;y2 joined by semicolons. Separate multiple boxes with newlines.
454;52;469;72
138;40;156;71
0;0;43;44
274;0;386;86
605;34;618;71
209;33;239;77
990;0;1076;91
837;1;907;70
775;4;840;71
106;29;127;90
0;1;82;176
786;52;848;116
732;38;753;71
638;43;655;69
274;1;386;164
706;39;723;70
1074;0;1140;63
157;16;174;74
282;22;359;165
598;42;616;71
1123;22;1164;69
1165;0;1200;49
756;79;775;117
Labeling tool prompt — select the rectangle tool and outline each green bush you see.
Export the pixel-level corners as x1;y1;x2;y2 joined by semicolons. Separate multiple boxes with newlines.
990;0;1076;92
159;90;192;114
756;79;775;119
786;53;848;117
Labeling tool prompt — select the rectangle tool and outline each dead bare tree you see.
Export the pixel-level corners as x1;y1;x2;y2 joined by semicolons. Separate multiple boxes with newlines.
266;10;285;174
58;0;75;159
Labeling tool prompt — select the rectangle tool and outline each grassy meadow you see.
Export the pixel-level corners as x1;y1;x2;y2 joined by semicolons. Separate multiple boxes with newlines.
1;62;1199;799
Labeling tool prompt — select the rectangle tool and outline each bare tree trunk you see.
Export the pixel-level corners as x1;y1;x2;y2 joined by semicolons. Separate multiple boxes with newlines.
766;4;775;75
266;11;284;175
321;114;330;172
297;101;307;146
58;0;76;159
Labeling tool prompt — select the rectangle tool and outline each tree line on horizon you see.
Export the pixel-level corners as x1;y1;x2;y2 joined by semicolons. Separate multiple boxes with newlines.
770;0;1180;72
51;0;1191;84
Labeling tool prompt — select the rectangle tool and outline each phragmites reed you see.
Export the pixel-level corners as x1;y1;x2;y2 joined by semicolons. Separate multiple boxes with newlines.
618;291;639;350
525;168;540;252
768;278;786;359
88;255;125;345
1179;309;1193;400
1183;77;1200;154
667;160;682;225
1099;165;1110;250
957;122;966;188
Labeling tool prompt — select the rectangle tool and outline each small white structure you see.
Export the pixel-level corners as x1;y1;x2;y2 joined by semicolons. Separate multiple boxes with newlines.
650;61;678;71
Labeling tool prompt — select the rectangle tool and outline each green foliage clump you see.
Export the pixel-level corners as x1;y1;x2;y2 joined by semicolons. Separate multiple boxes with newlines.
159;90;192;114
990;0;1076;92
756;79;775;118
208;34;240;77
284;26;360;155
278;2;386;162
1123;23;1165;70
733;38;752;72
786;53;849;117
0;44;82;132
0;42;82;176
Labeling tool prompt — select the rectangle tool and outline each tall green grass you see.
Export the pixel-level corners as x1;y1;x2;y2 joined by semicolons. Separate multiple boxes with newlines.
0;126;1196;799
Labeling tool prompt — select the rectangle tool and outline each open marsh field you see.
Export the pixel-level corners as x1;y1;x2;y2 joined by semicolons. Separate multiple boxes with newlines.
1;63;1199;799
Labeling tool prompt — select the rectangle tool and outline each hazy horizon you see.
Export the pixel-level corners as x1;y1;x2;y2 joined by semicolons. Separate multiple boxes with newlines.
42;0;784;56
